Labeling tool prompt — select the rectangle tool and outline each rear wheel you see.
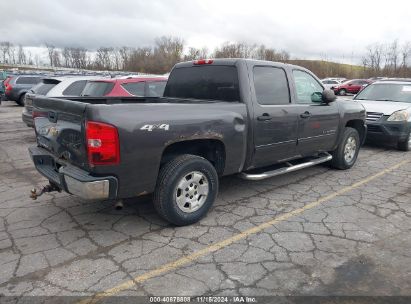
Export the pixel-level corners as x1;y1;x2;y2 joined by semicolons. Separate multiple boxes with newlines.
153;154;218;226
16;93;26;106
330;127;360;170
397;131;411;151
338;89;346;96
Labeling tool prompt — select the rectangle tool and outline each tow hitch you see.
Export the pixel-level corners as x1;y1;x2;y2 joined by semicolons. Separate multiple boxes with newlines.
30;183;61;200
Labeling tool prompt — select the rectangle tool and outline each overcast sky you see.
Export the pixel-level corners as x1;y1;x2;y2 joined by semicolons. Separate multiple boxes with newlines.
1;0;411;64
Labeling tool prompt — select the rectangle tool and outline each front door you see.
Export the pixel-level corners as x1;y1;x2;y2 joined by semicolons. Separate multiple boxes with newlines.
252;66;300;168
292;70;340;156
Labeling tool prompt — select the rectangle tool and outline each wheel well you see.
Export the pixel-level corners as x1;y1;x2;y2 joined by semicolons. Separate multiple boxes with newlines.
161;139;226;176
18;92;27;102
346;120;366;143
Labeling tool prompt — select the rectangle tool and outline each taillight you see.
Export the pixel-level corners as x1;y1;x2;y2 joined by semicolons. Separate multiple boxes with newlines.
5;84;12;92
193;59;213;65
86;121;120;166
32;111;47;119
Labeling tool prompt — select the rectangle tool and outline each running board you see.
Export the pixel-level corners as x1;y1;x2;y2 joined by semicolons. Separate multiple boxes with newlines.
240;153;333;181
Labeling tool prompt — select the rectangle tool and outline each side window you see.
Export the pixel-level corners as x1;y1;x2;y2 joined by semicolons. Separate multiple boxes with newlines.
146;81;166;97
62;80;88;96
292;70;324;104
121;82;145;96
253;66;290;105
16;77;41;84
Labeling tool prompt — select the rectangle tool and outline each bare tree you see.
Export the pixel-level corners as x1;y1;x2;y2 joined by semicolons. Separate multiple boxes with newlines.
400;42;411;77
45;43;56;67
17;45;27;64
52;49;61;67
184;47;209;61
94;47;114;70
9;45;17;64
0;41;12;63
119;46;133;70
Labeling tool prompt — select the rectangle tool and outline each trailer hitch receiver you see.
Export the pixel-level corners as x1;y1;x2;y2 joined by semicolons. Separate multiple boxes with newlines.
30;183;61;200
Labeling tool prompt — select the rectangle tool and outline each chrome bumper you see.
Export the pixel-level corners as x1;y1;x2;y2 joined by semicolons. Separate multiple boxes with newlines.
29;146;118;200
64;175;110;200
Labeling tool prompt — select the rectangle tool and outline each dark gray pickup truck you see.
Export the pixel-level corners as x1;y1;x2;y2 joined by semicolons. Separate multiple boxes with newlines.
29;59;366;225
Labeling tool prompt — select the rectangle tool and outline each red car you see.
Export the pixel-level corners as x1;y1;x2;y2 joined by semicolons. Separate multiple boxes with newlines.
81;76;168;97
332;79;372;96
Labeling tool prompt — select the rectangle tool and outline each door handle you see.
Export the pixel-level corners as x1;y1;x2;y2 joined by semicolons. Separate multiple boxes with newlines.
300;111;311;118
257;113;272;121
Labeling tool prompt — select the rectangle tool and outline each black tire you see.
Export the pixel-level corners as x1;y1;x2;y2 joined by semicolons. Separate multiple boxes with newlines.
338;89;346;96
330;127;360;170
16;94;25;106
397;131;411;151
153;154;218;226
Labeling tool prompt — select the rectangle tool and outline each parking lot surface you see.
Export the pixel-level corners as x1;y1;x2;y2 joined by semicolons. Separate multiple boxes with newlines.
0;100;410;300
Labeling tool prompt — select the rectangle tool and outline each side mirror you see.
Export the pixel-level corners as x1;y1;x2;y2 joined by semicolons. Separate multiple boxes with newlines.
322;89;337;103
311;92;323;103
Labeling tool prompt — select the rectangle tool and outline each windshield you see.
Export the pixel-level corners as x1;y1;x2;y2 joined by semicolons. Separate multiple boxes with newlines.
355;83;411;103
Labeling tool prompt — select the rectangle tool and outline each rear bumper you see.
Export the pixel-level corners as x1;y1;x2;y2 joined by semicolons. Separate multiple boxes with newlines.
22;109;34;127
366;119;411;142
29;146;118;200
5;91;17;101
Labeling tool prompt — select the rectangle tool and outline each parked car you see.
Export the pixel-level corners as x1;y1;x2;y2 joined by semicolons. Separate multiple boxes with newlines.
4;75;43;106
81;77;167;97
0;71;7;98
333;79;372;96
29;59;366;226
322;79;341;90
322;77;346;83
354;79;411;151
22;76;104;127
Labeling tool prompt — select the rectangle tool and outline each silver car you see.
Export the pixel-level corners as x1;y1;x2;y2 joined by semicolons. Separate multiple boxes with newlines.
22;76;104;127
354;79;411;151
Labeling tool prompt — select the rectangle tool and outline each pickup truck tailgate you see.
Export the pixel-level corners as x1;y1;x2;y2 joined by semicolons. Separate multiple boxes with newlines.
33;96;88;169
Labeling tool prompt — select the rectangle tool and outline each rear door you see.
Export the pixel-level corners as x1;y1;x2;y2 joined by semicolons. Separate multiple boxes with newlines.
251;65;300;167
292;69;340;156
347;80;362;93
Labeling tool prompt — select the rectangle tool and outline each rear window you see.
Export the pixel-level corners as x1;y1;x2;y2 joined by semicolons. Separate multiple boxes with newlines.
16;76;41;84
62;80;88;96
32;83;58;95
164;66;240;102
81;81;114;97
147;81;166;97
121;82;145;96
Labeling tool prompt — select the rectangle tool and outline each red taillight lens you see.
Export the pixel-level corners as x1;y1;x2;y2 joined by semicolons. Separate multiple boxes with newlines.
32;111;47;119
193;59;213;65
86;121;120;166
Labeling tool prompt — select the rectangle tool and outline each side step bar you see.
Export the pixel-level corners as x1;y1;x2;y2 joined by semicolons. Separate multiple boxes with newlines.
240;153;333;181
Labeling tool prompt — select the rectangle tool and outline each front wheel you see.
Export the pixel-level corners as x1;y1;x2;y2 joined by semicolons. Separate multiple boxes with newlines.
330;127;360;170
153;154;218;226
338;89;347;96
397;131;411;151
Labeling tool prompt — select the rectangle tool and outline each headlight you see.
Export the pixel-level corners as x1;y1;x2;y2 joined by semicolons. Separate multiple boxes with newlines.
387;110;409;122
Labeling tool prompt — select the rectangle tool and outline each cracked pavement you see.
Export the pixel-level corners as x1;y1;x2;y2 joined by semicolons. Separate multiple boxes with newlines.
0;100;410;300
